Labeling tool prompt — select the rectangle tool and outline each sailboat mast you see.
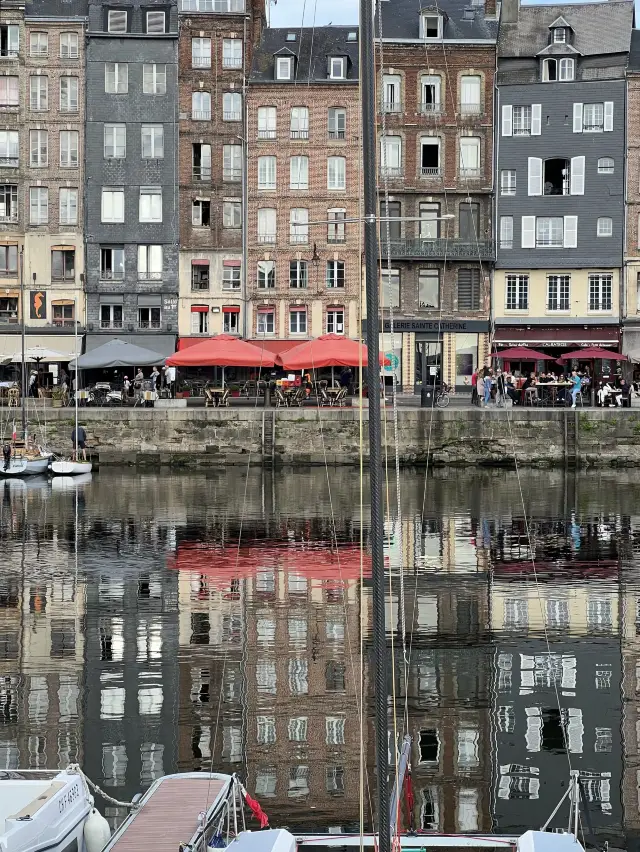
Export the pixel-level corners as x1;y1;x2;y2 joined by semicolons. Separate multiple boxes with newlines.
19;246;26;438
359;1;390;851
74;299;78;442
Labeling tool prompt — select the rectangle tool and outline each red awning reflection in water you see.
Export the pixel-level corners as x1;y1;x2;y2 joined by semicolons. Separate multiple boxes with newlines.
169;541;371;587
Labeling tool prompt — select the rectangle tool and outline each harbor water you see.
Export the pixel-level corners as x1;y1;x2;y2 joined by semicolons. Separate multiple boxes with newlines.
0;468;637;844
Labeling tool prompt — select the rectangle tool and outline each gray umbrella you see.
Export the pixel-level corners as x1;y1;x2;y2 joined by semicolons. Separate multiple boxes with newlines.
69;338;167;369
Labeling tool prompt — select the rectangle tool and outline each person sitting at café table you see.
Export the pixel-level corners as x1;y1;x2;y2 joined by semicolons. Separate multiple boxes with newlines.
522;372;539;402
506;374;520;405
598;380;618;407
620;378;632;407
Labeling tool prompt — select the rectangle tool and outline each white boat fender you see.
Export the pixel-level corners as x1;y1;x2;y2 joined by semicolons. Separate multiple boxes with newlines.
84;808;111;852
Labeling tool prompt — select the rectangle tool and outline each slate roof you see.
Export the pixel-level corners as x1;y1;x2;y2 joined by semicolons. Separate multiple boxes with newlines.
251;26;359;83
498;1;634;58
629;27;640;70
379;0;498;42
25;0;88;17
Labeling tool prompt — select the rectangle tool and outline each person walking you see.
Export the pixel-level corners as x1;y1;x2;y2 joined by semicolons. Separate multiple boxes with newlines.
570;369;582;409
496;370;506;407
483;370;492;405
164;364;176;398
471;369;478;406
71;423;87;461
150;365;160;391
477;373;485;407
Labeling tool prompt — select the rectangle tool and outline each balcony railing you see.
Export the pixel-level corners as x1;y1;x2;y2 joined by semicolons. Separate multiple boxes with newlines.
257;234;276;244
381;101;402;113
138;272;162;280
223;168;241;181
0;212;18;223
327;236;346;244
100;270;125;280
419;102;441;115
380;238;495;261
0;157;19;167
328;130;345;140
258;129;276;139
0;104;18;111
290;233;308;244
460;102;482;115
380;166;403;178
459;167;482;179
101;321;123;329
191;280;210;291
60;49;79;59
52;319;76;327
192;111;211;121
192;56;211;68
192;166;211;181
224;110;241;121
420;166;442;177
291;129;309;140
0;50;19;59
222;57;243;69
138;321;161;329
30;47;49;58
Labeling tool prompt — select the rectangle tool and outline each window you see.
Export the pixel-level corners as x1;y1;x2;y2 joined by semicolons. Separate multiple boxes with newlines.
223;145;241;181
0;295;17;323
222;264;241;290
59;188;77;225
192;199;210;227
460;75;481;114
100;246;124;279
328;208;346;243
328;107;346;139
382;74;401;113
108;10;127;32
288;717;308;742
419;729;439;763
547;274;570;311
101;188;124;223
0;77;18;107
290;308;307;334
457;729;479;769
418;269;439;309
29;187;48;224
381;268;400;307
381;135;402;176
100;303;123;328
0;26;19;58
29;130;48;167
59;131;78;168
328;156;346;190
257;208;276;243
329;57;346;79
60;32;78;59
598;157;614;174
537;217;563;247
326;260;345;288
105;63;128;94
326;717;345;745
597;217;612;237
501;169;516;195
192;91;211;120
459;137;480;177
276;57;293;80
30;76;48;111
192;143;211;181
141;125;164;158
191;262;209;290
457;268;480;310
420;138;440;176
290;260;308;288
381;200;401;239
139;187;162;223
421;14;442;39
513;105;532;135
143;64;166;94
581;102;609;132
419;202;440;239
257;261;275;288
191;307;209;335
290;106;309;139
0;245;17;275
420;75;441;113
327;308;344;334
543;57;574;82
541;157;576;196
146;11;165;33
0;185;17;222
257;309;275;335
138;306;161;330
258;107;277;139
192;38;211;68
53;302;74;327
0;131;19;166
51;249;74;281
30;32;48;57
223;308;239;333
60;77;78;112
138;245;162;280
223;200;241;228
506;274;529;310
553;27;567;42
104;124;126;158
222;38;242;68
223;92;242;121
500;216;513;249
589;274;612;311
290;208;308;243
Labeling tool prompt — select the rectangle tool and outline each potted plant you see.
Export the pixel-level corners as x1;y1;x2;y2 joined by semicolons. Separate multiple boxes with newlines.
229;383;241;398
51;387;64;408
176;381;191;399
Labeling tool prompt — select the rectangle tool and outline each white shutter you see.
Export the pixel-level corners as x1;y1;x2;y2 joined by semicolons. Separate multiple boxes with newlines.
521;216;535;248
564;215;578;248
573;103;583;133
138;245;147;276
527;157;542;196
191;311;200;334
570;156;585;195
531;104;541;135
604;101;614;132
501;104;512;137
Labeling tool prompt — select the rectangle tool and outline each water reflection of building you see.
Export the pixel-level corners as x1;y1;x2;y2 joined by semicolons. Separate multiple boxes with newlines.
621;571;640;846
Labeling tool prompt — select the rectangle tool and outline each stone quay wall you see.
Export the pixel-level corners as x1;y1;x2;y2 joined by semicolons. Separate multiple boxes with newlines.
18;405;640;467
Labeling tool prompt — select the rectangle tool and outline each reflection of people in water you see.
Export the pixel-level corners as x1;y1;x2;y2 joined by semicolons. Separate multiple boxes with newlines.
570;513;581;551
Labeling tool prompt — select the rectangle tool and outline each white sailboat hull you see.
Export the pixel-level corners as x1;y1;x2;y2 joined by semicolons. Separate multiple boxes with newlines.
51;472;93;490
51;460;92;476
25;457;50;475
0;458;29;477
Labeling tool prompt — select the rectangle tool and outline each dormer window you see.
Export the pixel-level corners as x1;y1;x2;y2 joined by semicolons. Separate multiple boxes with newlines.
553;27;567;43
542;57;574;82
286;32;296;41
329;57;346;80
421;14;442;39
347;31;357;41
276;56;293;80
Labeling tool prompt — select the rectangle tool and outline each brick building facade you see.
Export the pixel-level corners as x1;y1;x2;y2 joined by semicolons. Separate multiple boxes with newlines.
246;27;362;346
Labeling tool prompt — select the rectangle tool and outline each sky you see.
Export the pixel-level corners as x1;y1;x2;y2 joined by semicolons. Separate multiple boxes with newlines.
269;0;359;27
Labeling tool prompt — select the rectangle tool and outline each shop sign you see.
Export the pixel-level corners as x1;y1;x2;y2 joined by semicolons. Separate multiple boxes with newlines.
364;319;489;334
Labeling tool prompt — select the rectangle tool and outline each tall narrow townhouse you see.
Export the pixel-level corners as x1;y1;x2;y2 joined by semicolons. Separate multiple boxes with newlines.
246;27;361;348
494;0;633;364
85;0;179;357
177;0;264;344
623;31;640;363
375;0;497;392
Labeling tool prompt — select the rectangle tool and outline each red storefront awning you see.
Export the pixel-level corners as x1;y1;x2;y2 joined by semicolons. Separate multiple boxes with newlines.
494;326;620;347
254;340;296;356
223;306;240;313
191;305;209;313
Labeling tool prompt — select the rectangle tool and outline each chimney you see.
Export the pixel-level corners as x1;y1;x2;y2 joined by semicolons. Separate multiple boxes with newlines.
484;0;497;19
501;0;519;24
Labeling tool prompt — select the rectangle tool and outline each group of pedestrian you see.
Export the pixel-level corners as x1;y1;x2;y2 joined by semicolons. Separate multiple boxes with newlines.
120;365;176;397
471;366;588;408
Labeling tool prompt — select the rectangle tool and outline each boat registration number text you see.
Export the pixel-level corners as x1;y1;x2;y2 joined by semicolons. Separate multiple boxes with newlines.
59;785;81;813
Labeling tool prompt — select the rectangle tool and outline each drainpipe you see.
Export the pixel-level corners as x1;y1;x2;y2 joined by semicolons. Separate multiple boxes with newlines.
241;14;249;339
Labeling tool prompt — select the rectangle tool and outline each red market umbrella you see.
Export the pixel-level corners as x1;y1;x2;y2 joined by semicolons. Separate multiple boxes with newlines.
166;334;277;368
558;347;627;362
279;334;390;370
492;346;555;361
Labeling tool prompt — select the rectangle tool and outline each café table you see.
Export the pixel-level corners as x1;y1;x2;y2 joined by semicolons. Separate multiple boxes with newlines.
539;382;572;406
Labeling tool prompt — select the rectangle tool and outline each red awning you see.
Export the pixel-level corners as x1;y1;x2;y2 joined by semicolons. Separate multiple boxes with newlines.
191;305;209;313
223;306;240;313
492;346;555;361
191;259;209;266
494;326;620;346
223;260;241;267
558;346;627;362
167;334;277;367
254;340;296;356
280;334;390;369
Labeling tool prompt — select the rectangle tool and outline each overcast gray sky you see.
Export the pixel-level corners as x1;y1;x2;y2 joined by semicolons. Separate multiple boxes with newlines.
269;0;359;26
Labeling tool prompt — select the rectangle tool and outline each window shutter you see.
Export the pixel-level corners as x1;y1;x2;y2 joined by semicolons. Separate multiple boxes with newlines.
501;104;512;137
521;216;535;248
531;104;541;135
573;103;583;133
604;101;614;132
527;157;542;196
457;268;480;311
570;156;585;195
191;311;199;334
564;216;578;248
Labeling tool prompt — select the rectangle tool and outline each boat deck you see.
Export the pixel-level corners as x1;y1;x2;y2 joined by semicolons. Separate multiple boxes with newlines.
110;776;226;852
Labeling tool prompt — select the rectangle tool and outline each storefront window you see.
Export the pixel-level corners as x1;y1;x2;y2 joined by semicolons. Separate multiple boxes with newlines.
455;333;477;388
415;340;442;390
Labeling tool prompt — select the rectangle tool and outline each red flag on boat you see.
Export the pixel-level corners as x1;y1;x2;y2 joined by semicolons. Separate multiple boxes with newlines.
243;792;270;829
11;421;16;441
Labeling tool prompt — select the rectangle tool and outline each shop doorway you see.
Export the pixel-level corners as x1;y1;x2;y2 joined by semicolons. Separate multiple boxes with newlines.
415;340;442;393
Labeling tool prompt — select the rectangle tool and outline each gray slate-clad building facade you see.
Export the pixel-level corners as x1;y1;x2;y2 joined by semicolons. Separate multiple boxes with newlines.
494;0;633;358
85;0;179;356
